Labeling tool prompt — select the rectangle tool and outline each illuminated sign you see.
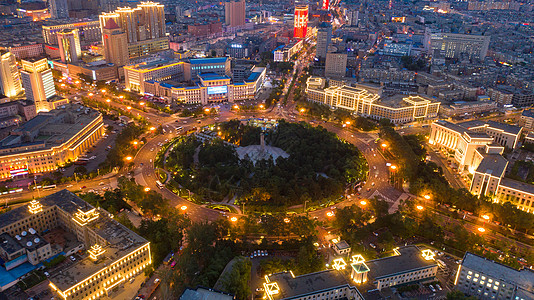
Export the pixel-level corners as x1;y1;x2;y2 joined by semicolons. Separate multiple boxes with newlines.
322;0;329;10
207;86;228;95
10;167;28;177
294;6;308;38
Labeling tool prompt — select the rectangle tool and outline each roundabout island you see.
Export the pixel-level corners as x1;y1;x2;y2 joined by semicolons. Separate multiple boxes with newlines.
159;119;368;213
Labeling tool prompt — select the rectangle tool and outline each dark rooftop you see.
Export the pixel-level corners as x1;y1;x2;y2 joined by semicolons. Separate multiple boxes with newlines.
366;246;437;280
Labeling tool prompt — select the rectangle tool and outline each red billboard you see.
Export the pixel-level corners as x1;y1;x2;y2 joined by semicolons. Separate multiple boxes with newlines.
294;6;308;39
322;0;329;10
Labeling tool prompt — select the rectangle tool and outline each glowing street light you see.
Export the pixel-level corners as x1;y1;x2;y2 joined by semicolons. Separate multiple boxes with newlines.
390;165;397;170
101;89;106;93
140;102;145;106
119;95;124;99
360;200;367;205
61;83;66;87
233;104;239;110
75;80;80;84
133;141;138;145
381;143;387;148
125;156;133;161
299;108;305;113
149;126;156;131
423;195;431;200
478;227;486;233
326;211;335;217
204;108;210;113
481;214;490;220
127;106;132;110
284;218;290;223
345;121;351;125
88;93;93;96
259;104;265;109
180;205;187;211
106;99;111;103
416;205;424;211
144;187;151;192
230;216;238;222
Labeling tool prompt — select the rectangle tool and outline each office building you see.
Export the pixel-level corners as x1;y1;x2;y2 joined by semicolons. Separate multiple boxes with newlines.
0;51;22;98
293;6;308;39
264;270;364;300
49;0;69;19
0;189;151;297
519;109;534;132
440;97;498;117
316;22;332;59
225;0;246;27
0;104;103;179
347;10;358;26
57;29;81;63
102;19;129;66
325;53;347;78
351;246;438;290
306;77;440;124
20;57;61;113
42;20;101;46
99;2;168;59
7;44;45;60
454;252;534;300
426;31;490;59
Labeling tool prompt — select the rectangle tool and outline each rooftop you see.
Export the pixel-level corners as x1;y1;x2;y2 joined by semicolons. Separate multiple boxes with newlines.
461;252;534;297
267;270;358;300
180;286;234;300
366;246;437;280
499;178;534;195
198;73;231;81
475;154;508;178
458;120;522;135
188;57;228;65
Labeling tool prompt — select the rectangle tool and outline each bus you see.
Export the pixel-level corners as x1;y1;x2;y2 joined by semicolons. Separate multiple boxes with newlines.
42;185;57;190
156;181;164;189
75;158;89;165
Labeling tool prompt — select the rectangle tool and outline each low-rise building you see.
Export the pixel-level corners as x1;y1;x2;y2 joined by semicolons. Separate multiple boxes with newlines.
454;252;534;300
0;104;104;179
180;287;234;299
440;98;498;117
264;270;364;300
306;77;440;124
519;109;534;132
273;40;303;62
332;239;351;256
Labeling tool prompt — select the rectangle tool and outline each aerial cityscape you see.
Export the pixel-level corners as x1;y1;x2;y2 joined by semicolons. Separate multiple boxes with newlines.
0;0;532;299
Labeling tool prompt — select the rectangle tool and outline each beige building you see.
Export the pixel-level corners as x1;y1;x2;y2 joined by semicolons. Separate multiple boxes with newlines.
0;190;151;298
325;53;347;78
57;29;82;63
306;77;440;124
102;19;129;66
225;0;246;27
426;31;490;59
0;50;22;98
20;57;58;113
42;20;101;46
0;104;104;179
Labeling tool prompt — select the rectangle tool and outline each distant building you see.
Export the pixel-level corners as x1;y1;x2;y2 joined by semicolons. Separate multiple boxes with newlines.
225;0;246;27
426;31;490;60
454;252;534;299
306;77;440;124
332;239;351;255
440;98;498;117
49;0;68;19
325;53;347;78
0;100;36;129
57;29;81;63
7;44;44;60
346;10;358;26
487;86;534;108
42;20;101;46
519;109;534;132
293;6;308;39
0;51;22;98
273;40;303;62
316;22;332;59
0;104;103;179
264;270;364;300
102;19;129;67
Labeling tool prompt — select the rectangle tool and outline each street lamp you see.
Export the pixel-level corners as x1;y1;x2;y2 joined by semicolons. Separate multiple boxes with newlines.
416;205;424;211
284;218;290;223
140;102;145;106
381;143;387;150
233;104;239;110
360;200;367;206
144;187;151;192
259;104;265;109
481;214;490;220
299;108;305;113
423;194;431;200
326;211;335;217
204;108;210;113
127;106;132;110
88;93;93;97
478;227;486;233
230;216;238;222
125;156;133;161
101;89;106;93
345;121;351;125
149;126;156;131
180;205;187;211
106;99;111;103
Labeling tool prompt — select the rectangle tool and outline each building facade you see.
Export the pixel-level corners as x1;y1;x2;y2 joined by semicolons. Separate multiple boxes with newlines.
0;104;104;179
325;53;347;78
316;22;332;59
426;31;490;59
293;6;308;39
225;0;246;27
20;58;57;113
42;21;101;46
102;19;129;66
454;252;534;300
57;29;81;63
0;51;22;98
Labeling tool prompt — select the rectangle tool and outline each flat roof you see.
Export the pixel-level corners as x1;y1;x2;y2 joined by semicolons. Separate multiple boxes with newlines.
434;120;468;135
188;57;228;65
199;73;230;81
180;287;234;300
499;178;534;195
366;246;437;280
458;120;521;135
267;270;357;299
461;252;534;297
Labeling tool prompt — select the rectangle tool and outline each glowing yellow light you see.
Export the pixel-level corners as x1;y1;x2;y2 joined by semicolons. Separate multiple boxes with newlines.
149;126;156;131
351;254;365;263
144;187;151;192
204;108;210;113
424;195;431;200
127;106;132;110
88;93;93;96
284;218;290;223
326;211;335;217
180;205;187;211
360;200;367;205
106;99;111;103
416;205;424;210
233;105;239;109
230;216;238;222
264;282;280;295
28;200;43;214
332;258;347;270
140;102;145;106
345;121;351;125
75;80;80;84
133;141;138;145
478;227;486;233
259;104;265;109
119;95;124;99
125;156;133;161
61;83;66;87
390;165;397;170
299;108;305;113
381;143;387;148
101;89;106;93
421;249;435;260
481;214;490;220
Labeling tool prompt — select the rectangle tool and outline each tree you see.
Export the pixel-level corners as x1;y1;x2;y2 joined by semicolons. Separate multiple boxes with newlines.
446;291;478;300
221;257;251;300
74;166;87;175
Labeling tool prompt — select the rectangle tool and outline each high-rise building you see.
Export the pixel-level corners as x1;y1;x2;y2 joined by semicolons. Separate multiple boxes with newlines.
316;22;332;59
325;53;347;78
42;20;101;46
49;0;69;19
293;5;308;39
0;51;22;98
99;2;168;59
100;0;120;13
347;10;359;26
425;30;490;59
20;58;57;112
322;0;329;10
102;19;129;66
225;0;246;27
57;29;81;63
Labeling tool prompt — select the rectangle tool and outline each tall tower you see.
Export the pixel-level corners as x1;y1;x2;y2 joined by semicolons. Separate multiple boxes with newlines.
102;19;129;66
225;0;246;27
293;5;308;39
139;1;166;39
20;58;57;112
316;22;332;59
57;29;82;63
0;50;22;98
49;0;69;19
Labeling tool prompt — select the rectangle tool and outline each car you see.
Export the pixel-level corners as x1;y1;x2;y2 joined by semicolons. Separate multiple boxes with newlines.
44;271;50;277
70;256;76;261
67;184;73;188
255;287;264;292
436;284;442;291
81;186;86;189
99;182;105;185
428;285;436;292
154;278;160;284
369;243;376;249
